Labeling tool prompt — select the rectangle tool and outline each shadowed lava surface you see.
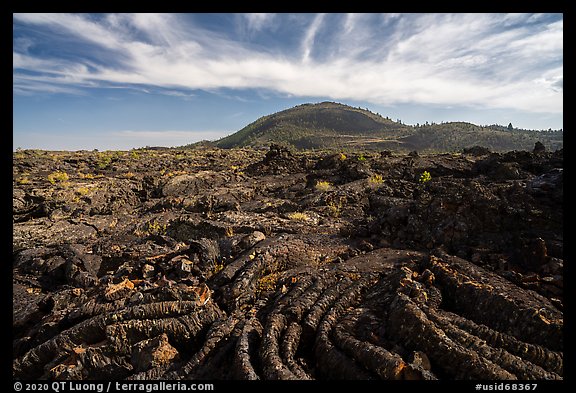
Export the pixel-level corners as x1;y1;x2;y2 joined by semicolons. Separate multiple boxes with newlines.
13;144;563;380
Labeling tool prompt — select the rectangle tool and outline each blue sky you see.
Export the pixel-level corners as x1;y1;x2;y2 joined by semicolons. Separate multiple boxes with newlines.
13;13;563;151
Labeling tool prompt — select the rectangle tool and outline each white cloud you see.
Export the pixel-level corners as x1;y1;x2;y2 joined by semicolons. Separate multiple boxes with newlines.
14;13;124;50
243;13;276;32
13;13;563;114
301;13;325;63
343;13;360;34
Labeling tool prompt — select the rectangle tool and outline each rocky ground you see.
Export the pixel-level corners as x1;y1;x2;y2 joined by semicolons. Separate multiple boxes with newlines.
13;144;563;380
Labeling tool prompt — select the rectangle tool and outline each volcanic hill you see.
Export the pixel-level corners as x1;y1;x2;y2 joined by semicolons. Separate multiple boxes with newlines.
213;101;563;152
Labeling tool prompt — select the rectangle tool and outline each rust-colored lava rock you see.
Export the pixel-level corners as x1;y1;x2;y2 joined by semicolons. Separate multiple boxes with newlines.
13;145;563;380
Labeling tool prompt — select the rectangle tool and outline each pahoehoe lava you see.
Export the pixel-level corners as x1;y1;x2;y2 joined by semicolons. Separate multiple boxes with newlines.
13;144;563;380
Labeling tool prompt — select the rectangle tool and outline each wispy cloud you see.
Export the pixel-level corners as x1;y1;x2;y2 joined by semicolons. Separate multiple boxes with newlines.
14;13;125;50
241;13;276;33
301;13;325;63
13;13;563;114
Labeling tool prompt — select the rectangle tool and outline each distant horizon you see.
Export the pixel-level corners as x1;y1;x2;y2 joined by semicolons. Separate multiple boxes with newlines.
13;13;563;151
13;99;564;152
13;99;563;152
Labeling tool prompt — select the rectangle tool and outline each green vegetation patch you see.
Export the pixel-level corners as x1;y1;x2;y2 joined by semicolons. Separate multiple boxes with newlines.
47;171;69;185
419;171;432;183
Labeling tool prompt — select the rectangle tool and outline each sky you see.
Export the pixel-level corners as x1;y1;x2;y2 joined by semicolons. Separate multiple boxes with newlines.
13;13;563;151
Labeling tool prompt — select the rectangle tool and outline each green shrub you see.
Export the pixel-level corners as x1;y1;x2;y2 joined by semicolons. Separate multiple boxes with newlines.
16;176;31;185
287;212;309;221
369;174;384;184
47;171;69;185
419;171;432;183
315;181;331;192
327;196;346;218
96;152;112;169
